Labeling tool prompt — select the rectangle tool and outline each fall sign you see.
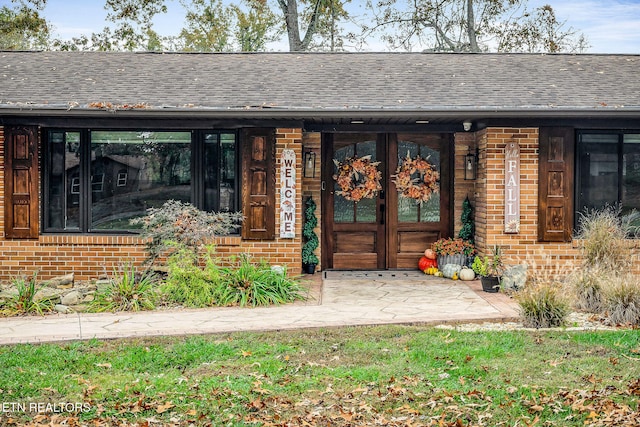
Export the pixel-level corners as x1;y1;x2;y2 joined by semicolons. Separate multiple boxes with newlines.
504;142;520;233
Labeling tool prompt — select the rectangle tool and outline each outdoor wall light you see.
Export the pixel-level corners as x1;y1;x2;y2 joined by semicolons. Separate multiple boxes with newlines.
304;151;317;178
463;121;473;132
465;146;478;180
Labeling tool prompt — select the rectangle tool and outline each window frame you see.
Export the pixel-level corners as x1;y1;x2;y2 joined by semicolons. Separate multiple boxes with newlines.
575;129;640;229
42;128;240;234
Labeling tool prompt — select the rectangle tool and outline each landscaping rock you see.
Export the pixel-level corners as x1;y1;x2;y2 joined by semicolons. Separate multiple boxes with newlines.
43;273;74;289
34;287;63;303
501;264;527;292
95;279;113;292
61;290;81;306
0;288;18;301
54;304;72;314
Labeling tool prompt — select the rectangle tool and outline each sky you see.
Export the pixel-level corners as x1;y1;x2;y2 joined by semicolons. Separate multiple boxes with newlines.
3;0;640;53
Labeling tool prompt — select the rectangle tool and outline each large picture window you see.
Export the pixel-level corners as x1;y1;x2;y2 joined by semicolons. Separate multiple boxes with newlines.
44;129;238;233
577;131;640;220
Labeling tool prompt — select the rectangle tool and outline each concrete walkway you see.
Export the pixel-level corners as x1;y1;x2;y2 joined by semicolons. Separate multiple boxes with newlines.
0;272;519;345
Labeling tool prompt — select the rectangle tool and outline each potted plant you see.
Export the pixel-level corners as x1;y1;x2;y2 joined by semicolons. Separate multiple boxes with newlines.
302;197;319;274
431;237;476;268
471;246;505;293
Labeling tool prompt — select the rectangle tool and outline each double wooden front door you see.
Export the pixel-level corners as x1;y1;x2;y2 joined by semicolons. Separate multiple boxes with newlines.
322;133;452;270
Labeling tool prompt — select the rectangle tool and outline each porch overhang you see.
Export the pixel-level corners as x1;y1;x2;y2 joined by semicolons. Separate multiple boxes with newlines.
3;104;640;130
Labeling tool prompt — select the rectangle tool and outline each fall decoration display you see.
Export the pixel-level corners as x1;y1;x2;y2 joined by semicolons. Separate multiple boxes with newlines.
392;152;440;204
431;238;476;257
332;155;382;202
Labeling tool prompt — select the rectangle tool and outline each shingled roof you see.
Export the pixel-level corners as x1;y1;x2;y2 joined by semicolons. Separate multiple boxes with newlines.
1;51;640;121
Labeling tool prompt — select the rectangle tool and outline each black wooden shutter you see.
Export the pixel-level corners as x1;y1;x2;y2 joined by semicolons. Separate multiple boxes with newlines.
538;127;574;242
241;128;275;240
4;125;39;239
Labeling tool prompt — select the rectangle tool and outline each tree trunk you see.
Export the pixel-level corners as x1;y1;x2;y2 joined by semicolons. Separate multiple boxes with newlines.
279;0;303;51
466;0;480;52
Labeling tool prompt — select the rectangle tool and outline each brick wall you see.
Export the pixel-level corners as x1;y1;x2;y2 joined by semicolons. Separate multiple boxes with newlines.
453;132;476;237
473;127;639;272
0;126;304;281
301;132;322;271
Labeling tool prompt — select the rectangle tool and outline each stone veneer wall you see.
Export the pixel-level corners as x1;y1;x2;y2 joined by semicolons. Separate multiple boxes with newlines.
0;126;304;281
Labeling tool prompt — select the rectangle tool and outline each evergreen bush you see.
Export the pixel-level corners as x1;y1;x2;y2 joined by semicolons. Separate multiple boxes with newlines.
458;196;475;243
302;197;319;267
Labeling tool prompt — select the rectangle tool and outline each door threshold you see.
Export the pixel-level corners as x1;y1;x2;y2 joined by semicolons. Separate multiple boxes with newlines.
323;270;425;280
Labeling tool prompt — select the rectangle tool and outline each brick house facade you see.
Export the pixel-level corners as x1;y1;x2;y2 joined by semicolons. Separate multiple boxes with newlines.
1;52;639;280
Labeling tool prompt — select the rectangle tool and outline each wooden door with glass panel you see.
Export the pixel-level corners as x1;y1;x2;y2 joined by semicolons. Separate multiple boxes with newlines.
388;133;451;269
323;133;386;269
323;132;451;270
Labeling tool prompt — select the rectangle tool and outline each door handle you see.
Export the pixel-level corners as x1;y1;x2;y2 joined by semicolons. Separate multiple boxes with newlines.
380;204;385;225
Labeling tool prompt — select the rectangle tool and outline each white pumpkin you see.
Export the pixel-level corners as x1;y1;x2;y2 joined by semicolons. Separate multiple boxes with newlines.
459;267;475;281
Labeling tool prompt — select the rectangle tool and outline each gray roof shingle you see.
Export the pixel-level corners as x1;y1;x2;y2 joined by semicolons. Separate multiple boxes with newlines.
1;51;639;119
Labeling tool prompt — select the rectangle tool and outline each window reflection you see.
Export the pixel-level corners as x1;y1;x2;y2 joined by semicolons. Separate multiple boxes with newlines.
45;129;238;233
397;140;440;223
90;131;191;230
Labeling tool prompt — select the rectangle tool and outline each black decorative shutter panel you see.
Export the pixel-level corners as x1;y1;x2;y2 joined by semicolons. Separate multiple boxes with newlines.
241;128;276;240
4;125;39;239
538;127;574;242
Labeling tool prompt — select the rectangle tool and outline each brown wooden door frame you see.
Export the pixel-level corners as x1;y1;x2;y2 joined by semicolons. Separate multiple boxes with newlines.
388;133;453;268
321;133;387;269
322;132;453;270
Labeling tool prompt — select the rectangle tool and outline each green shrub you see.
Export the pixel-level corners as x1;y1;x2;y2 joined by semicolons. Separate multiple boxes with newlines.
161;246;223;308
603;275;640;326
1;273;54;316
90;263;158;312
216;254;307;307
515;284;570;328
161;250;307;308
302;197;319;266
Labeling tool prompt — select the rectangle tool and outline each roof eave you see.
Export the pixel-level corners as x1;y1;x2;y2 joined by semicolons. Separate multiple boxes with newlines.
2;105;640;120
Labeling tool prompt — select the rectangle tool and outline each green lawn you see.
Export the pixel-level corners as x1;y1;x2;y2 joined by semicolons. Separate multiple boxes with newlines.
0;326;638;426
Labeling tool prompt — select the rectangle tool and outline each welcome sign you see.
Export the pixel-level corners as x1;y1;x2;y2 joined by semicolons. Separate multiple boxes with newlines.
280;149;296;238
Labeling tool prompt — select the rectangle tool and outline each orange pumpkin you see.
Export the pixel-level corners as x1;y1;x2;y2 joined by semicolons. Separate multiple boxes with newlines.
424;249;437;260
418;256;437;271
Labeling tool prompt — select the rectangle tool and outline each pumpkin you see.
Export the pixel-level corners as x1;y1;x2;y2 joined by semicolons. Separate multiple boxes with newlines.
459;267;475;281
418;256;437;272
424;249;437;260
442;263;462;279
418;256;430;271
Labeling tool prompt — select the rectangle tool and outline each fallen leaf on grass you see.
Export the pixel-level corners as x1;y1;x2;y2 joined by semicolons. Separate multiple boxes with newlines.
156;401;174;414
